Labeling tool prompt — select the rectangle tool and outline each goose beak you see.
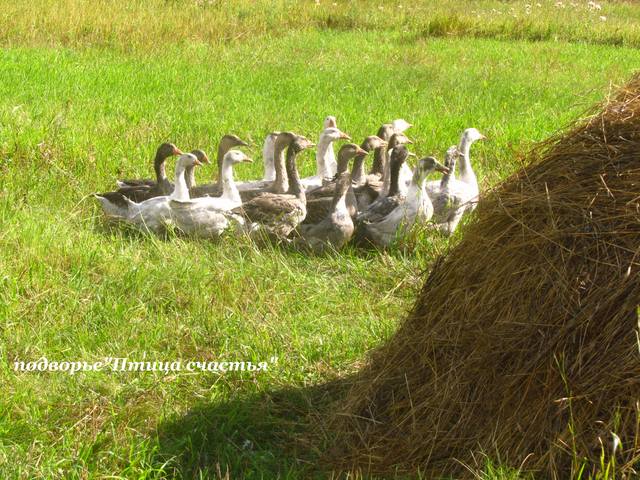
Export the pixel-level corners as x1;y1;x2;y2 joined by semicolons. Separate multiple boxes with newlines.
339;132;351;140
356;146;369;156
238;140;250;147
194;159;203;166
202;154;211;164
480;134;487;140
405;137;414;145
242;156;253;163
407;152;417;158
173;147;183;155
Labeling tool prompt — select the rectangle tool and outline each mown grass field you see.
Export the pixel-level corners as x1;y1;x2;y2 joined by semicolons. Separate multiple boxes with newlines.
1;1;639;478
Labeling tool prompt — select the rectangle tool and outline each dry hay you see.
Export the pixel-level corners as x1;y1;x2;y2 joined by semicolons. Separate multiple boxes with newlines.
327;75;640;478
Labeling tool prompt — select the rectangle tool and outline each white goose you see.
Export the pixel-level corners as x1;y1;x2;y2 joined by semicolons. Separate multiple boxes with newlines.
363;156;448;247
94;153;202;233
427;128;486;235
301;126;351;190
172;150;252;212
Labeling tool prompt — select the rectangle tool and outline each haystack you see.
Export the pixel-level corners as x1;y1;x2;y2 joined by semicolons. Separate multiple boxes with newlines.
328;76;640;478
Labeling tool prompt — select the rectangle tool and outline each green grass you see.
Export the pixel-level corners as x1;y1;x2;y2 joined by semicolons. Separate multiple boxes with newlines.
1;3;640;479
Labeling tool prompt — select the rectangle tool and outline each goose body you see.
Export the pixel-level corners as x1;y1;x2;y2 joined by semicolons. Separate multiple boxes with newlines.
168;201;245;239
426;128;486;234
296;171;354;253
362;156;448;247
233;134;314;241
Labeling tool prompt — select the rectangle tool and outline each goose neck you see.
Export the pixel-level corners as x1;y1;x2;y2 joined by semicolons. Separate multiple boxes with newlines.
216;140;232;188
457;137;477;185
316;136;335;179
371;145;387;176
220;161;240;202
185;165;197;189
351;155;367;186
286;147;305;202
171;163;190;201
262;142;276;182
387;157;403;197
273;141;289;193
154;151;168;182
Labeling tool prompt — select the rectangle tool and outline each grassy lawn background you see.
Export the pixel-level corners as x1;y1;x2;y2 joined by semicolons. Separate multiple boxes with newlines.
1;2;639;478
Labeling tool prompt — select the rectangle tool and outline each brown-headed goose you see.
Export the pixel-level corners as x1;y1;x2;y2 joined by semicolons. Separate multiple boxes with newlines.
114;143;183;202
357;145;413;223
188;134;249;198
301;126;351;190
95;153;202;233
116;142;182;189
295;171;355;253
427;128;486;235
362;156;448;248
303;143;367;224
232;133;314;241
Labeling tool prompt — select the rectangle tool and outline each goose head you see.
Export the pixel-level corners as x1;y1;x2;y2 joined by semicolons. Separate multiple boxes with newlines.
157;142;183;160
291;135;316;154
190;149;210;165
388;132;413;150
460;128;487;145
336;143;368;174
320;127;351;143
416;156;449;181
223;149;253;165
361;135;387;152
323;116;337;129
175;153;202;174
391;118;413;134
220;134;250;150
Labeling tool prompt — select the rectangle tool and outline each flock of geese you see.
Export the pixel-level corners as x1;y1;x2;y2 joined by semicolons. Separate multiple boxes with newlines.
94;116;486;252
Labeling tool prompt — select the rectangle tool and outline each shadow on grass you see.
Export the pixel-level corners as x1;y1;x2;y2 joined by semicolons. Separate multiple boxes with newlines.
152;378;351;479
